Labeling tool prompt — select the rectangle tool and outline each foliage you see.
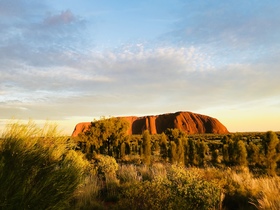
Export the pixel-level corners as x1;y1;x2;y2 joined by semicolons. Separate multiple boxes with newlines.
116;180;172;210
75;121;280;175
236;140;248;167
262;131;280;176
142;130;151;165
94;154;119;182
76;117;129;159
159;133;168;161
253;176;280;210
115;164;221;210
0;121;85;210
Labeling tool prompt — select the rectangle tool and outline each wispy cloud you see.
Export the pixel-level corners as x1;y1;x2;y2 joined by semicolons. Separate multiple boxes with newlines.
1;42;279;121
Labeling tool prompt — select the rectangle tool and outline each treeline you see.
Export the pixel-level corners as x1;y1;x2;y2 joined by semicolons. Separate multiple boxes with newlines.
74;117;280;175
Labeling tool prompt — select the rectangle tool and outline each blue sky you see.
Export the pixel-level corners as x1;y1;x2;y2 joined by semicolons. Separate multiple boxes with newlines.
1;0;280;134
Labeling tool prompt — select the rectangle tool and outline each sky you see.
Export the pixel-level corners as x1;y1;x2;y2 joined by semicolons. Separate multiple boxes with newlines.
1;0;280;135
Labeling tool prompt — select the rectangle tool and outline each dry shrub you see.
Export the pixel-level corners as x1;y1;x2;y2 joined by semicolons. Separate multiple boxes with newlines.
72;174;105;210
117;164;140;183
150;162;167;180
251;177;280;210
137;164;154;181
222;167;280;210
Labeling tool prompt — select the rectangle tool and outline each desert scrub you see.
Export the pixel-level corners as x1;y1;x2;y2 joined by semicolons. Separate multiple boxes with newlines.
222;168;280;210
116;164;221;210
94;154;119;182
166;165;221;210
93;155;120;202
0;121;85;210
117;164;141;183
253;176;280;210
116;179;172;210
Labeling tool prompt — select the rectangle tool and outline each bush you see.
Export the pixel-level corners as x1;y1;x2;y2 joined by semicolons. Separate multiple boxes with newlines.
0;121;85;210
116;164;221;210
94;154;119;182
117;164;140;183
116;180;172;210
166;165;221;210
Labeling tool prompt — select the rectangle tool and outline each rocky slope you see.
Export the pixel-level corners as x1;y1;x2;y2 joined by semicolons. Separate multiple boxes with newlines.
72;111;229;137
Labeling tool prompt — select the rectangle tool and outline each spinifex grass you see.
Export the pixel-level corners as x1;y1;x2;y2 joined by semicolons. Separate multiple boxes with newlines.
0;121;86;210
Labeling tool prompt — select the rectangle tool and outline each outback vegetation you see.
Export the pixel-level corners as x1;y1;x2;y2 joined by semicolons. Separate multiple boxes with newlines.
1;118;280;209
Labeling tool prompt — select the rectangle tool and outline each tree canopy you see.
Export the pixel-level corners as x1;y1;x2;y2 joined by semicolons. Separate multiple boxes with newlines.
77;117;130;158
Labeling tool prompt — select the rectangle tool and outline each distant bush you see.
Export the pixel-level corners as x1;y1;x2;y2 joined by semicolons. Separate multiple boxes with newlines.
0;121;86;210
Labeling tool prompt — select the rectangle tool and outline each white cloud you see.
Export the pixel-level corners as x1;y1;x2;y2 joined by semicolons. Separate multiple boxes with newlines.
2;43;280;124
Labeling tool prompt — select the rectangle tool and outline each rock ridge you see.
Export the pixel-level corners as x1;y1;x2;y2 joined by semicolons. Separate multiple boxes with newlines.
71;111;229;137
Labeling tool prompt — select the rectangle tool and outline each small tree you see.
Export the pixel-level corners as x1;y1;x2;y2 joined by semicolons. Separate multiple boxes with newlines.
153;140;160;156
211;149;219;165
165;128;186;142
176;138;185;165
188;139;198;166
236;140;247;167
78;117;129;159
170;141;178;164
197;140;208;167
247;142;260;167
120;142;126;159
159;133;169;161
222;144;230;165
228;139;237;165
262;131;280;176
142;130;152;165
184;142;190;166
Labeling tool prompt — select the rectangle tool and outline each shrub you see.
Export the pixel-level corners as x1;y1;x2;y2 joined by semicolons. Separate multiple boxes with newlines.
223;168;280;210
253;176;280;210
0;121;85;210
94;154;119;182
93;155;120;202
116;164;221;210
116;179;172;210
166;165;221;210
117;164;140;184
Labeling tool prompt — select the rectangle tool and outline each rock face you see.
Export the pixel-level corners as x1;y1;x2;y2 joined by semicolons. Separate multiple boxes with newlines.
72;122;91;137
72;111;229;137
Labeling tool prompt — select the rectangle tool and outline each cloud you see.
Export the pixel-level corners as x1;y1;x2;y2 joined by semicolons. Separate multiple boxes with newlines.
2;41;280;122
174;1;280;43
43;10;76;26
165;0;280;66
0;0;87;69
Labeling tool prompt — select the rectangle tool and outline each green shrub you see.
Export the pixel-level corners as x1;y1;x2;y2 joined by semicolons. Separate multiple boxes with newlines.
93;155;120;202
116;164;221;210
166;165;221;210
94;154;119;182
116;179;172;210
0;121;85;210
